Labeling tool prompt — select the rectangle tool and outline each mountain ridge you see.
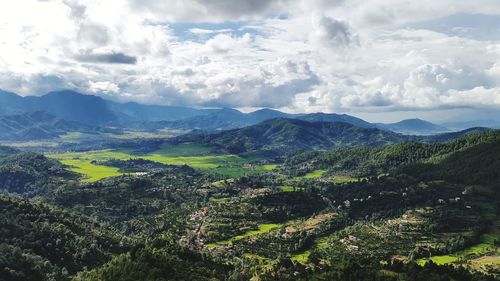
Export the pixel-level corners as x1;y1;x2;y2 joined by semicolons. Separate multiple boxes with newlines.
1;89;493;135
176;117;408;154
0;111;103;140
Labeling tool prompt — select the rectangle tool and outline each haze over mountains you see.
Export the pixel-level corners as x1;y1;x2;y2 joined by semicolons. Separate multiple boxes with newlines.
0;89;496;142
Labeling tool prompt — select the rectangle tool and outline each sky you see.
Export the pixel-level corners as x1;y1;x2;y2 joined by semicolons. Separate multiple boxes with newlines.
1;1;500;122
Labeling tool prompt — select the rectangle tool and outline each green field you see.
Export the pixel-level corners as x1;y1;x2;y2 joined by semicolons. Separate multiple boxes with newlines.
331;175;366;184
207;223;281;247
294;169;326;180
150;143;214;156
262;164;278;171
416;233;500;266
57;158;125;182
208;164;277;177
47;149;133;182
47;143;250;182
279;185;301;192
291;250;311;263
291;237;329;264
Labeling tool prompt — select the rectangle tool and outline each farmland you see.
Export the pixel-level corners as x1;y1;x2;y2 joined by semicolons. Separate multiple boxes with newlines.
47;143;253;182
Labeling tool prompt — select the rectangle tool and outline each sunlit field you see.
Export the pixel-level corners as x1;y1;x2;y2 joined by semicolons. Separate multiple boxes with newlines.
47;143;270;182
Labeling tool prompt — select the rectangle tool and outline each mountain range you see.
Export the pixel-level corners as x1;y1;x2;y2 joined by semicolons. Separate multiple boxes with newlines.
176;118;490;155
375;118;450;135
178;118;408;154
0;89;496;140
0;111;103;141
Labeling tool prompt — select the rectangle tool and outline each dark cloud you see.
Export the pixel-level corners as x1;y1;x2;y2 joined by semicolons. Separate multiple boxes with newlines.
129;0;291;22
312;14;359;48
308;96;318;106
76;51;138;64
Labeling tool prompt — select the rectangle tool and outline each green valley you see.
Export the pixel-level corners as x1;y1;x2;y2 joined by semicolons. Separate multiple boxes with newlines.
1;120;500;281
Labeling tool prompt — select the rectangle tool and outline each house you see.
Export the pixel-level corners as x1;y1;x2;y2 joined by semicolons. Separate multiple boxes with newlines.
347;245;359;252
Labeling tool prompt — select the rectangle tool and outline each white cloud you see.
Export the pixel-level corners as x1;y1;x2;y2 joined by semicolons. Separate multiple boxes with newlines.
189;28;233;35
0;0;500;121
88;81;120;94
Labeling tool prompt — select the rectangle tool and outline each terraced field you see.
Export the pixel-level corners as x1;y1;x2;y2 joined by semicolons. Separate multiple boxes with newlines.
208;164;277;177
293;169;365;184
330;175;365;183
207;223;282;247
416;233;500;266
296;169;326;179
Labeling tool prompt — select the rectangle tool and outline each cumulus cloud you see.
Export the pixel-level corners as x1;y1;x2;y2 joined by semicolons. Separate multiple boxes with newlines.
0;0;500;121
311;13;359;49
88;81;120;93
205;33;253;54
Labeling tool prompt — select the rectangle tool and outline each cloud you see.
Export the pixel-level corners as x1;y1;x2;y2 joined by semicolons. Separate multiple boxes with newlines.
311;13;359;48
75;51;138;64
189;28;232;35
205;33;253;53
128;0;291;22
0;0;500;121
88;81;120;93
77;23;109;46
202;60;320;108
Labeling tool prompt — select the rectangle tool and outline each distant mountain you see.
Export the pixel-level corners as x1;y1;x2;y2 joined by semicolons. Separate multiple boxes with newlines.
159;108;249;130
153;110;381;131
441;120;500;131
0;90;116;125
376;118;449;135
422;127;492;143
0;89;489;135
296;113;375;128
0;111;98;140
249;108;292;121
154;111;452;135
105;100;210;122
0;89;26;114
0;89;217;125
26;90;117;125
156;108;293;131
178;118;407;154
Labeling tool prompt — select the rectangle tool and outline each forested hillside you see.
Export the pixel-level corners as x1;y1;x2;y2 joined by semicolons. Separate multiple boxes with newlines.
0;195;128;281
178;118;407;154
0;129;498;280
